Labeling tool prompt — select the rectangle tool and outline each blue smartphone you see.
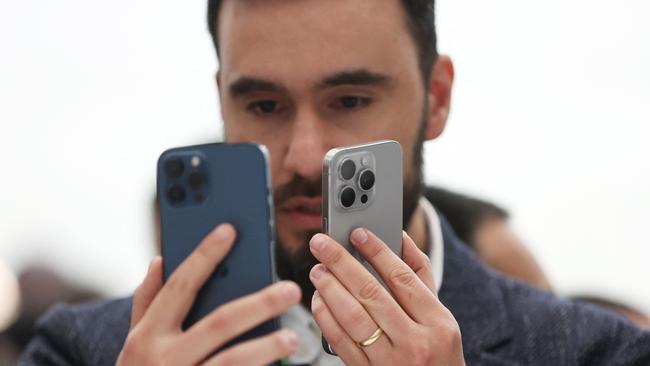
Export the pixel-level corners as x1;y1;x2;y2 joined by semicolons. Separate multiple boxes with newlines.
157;143;278;347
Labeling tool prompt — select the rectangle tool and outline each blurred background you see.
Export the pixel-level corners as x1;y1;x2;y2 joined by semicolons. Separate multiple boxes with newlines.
1;0;649;360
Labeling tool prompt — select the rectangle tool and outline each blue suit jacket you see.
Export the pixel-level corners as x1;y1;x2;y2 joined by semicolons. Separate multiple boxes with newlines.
19;215;650;365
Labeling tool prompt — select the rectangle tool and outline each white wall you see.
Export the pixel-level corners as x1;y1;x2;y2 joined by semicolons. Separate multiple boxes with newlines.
1;0;648;313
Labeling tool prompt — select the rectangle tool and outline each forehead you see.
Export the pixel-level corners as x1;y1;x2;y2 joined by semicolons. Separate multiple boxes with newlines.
217;0;420;85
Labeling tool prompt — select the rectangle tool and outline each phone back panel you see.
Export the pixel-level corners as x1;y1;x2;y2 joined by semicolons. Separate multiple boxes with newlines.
323;140;403;282
157;143;277;340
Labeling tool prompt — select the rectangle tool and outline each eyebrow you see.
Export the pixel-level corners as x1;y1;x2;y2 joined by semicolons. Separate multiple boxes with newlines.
229;77;286;96
228;69;393;97
317;69;393;90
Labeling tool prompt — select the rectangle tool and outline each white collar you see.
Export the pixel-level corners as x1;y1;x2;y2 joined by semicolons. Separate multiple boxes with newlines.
282;197;445;365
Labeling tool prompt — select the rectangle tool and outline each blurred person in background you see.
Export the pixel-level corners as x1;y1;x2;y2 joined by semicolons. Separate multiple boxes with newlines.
17;0;650;365
0;265;102;364
425;186;551;290
426;186;650;329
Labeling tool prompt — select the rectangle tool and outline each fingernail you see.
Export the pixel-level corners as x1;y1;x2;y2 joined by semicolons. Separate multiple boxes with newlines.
212;223;232;241
311;265;326;280
311;291;321;310
282;329;299;349
351;228;368;245
310;234;328;251
283;282;300;300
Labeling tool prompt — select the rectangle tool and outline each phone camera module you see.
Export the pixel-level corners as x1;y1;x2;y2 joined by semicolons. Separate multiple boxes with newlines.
340;159;356;180
164;158;185;178
340;186;356;208
188;172;204;190
358;170;375;191
167;185;187;205
360;194;368;204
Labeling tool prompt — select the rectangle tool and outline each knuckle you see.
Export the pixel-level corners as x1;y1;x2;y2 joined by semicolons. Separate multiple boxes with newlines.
325;245;344;266
366;241;384;260
389;266;417;288
208;309;234;332
326;329;346;349
420;257;433;272
165;272;193;294
358;279;382;301
347;303;368;325
311;298;326;316
195;240;216;261
262;286;287;311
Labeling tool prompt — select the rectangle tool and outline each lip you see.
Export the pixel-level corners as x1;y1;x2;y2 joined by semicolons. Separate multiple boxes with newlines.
279;196;323;230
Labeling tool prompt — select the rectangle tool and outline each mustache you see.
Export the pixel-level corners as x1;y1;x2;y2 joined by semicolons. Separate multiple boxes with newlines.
273;176;322;207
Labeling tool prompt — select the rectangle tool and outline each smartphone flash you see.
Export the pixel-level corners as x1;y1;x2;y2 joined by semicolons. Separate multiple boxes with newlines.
361;156;370;166
191;156;201;167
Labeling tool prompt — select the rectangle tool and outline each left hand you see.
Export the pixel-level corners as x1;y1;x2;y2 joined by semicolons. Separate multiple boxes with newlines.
309;228;465;366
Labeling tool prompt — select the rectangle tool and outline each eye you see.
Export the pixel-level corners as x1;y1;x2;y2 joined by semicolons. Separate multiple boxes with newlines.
331;96;371;110
246;100;280;115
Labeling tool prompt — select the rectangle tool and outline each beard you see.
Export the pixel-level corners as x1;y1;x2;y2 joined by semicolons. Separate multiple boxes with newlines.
275;112;427;309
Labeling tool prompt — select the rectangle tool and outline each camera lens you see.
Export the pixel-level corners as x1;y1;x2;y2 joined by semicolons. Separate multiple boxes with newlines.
188;171;204;190
166;185;186;205
164;158;185;178
358;170;375;191
340;159;356;180
361;194;368;204
340;186;356;208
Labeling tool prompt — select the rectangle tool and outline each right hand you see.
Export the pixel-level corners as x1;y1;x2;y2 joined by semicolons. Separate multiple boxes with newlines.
116;223;302;366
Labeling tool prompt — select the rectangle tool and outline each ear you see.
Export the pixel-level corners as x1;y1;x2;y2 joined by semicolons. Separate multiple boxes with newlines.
424;55;454;141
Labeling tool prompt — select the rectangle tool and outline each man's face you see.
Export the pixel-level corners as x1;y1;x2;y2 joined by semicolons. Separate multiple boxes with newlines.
216;1;444;292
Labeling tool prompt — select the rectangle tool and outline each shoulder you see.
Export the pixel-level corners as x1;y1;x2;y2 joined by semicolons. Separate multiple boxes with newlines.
436;210;650;365
19;297;131;366
498;277;650;364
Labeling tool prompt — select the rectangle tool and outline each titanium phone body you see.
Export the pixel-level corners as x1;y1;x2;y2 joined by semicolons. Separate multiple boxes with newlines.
322;140;403;284
157;143;278;346
321;140;403;356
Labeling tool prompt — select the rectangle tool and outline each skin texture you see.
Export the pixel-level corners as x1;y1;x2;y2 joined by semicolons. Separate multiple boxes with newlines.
217;0;444;254
119;0;461;364
117;224;302;365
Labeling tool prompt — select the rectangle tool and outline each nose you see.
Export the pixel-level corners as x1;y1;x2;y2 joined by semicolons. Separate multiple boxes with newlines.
282;108;327;182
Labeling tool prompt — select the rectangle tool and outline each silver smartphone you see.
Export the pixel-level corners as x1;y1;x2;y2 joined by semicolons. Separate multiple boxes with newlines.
321;140;403;355
322;140;403;284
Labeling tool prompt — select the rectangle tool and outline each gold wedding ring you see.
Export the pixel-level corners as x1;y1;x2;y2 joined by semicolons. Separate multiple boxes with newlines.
357;327;384;348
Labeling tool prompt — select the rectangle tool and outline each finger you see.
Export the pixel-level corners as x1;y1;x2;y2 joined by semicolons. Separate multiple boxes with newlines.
146;223;236;329
175;281;301;364
401;231;437;293
311;291;368;366
309;234;412;336
348;228;440;323
200;329;299;366
130;256;163;330
309;264;392;355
